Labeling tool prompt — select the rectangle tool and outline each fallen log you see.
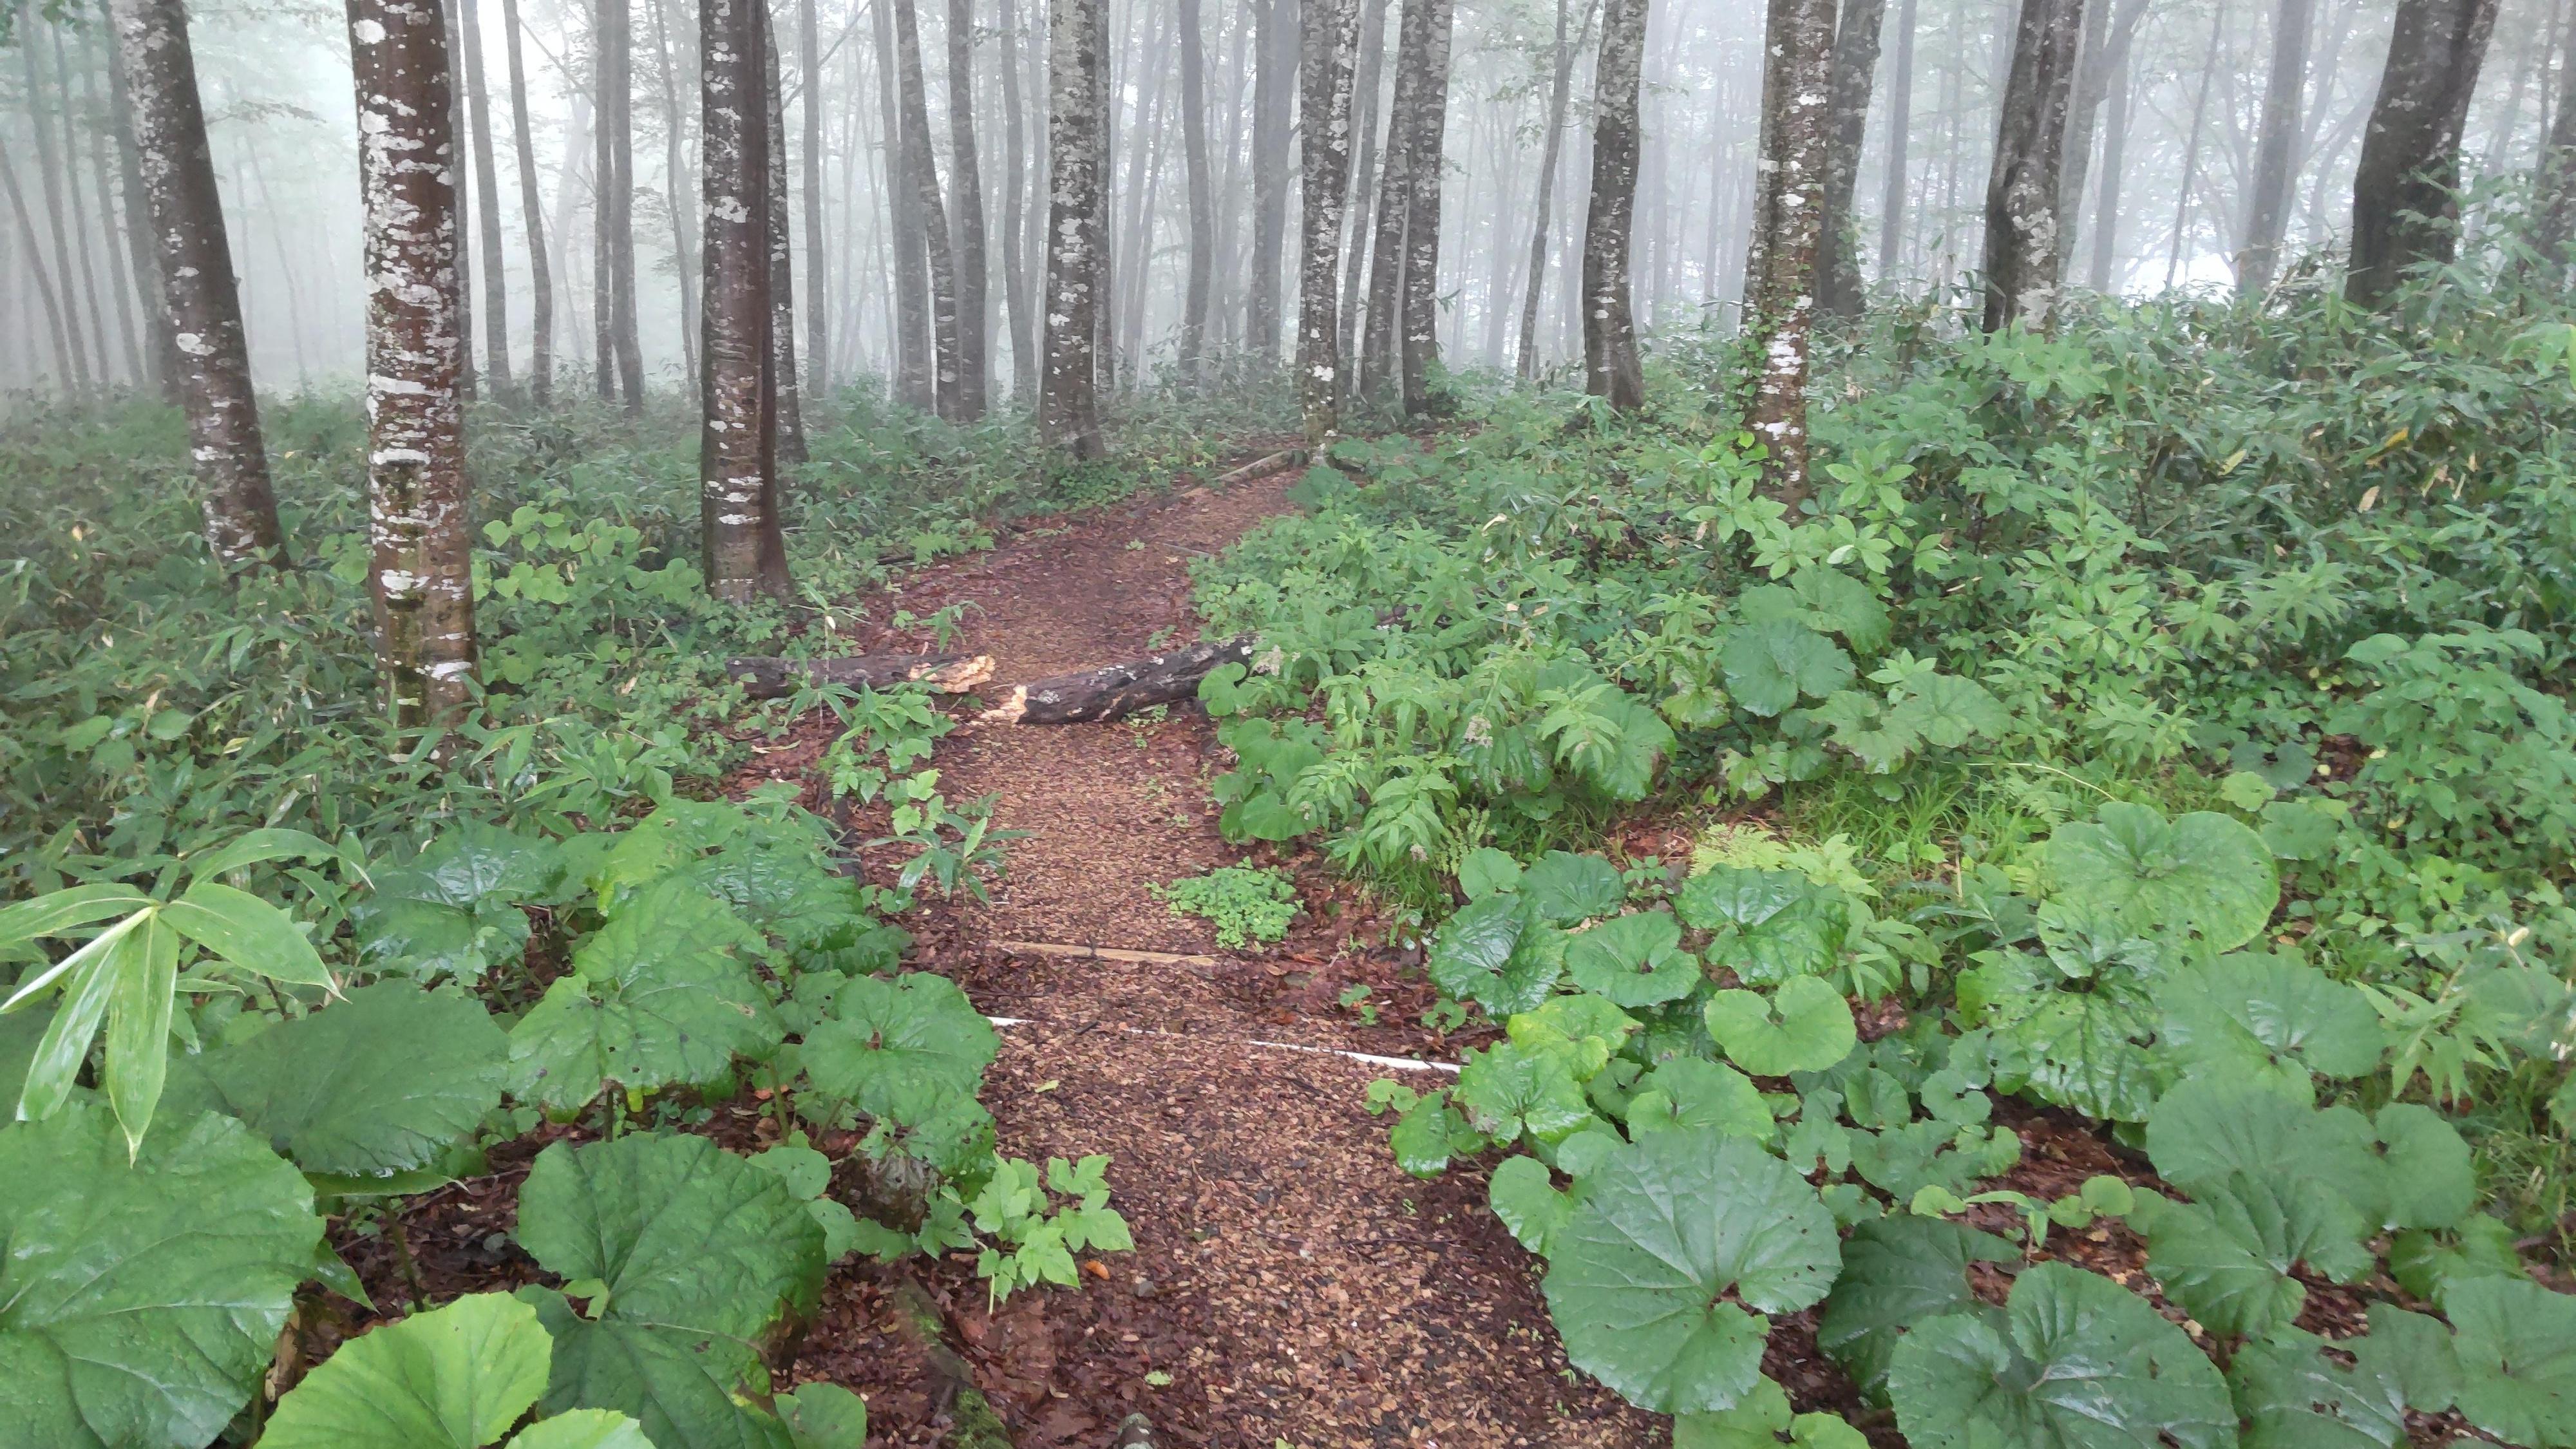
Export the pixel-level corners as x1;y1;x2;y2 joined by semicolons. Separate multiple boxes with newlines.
724;650;995;701
978;635;1255;724
1209;448;1307;488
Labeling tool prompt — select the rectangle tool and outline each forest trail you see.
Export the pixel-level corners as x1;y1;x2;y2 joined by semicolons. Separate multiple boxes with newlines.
792;457;1661;1449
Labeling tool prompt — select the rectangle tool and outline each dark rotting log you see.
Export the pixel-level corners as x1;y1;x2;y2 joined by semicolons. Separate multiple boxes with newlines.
723;650;996;700
978;634;1256;724
1209;448;1307;488
887;1276;1017;1448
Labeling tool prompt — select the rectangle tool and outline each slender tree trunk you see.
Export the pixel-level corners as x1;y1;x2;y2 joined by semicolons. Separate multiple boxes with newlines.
764;14;806;460
1815;0;1887;317
2535;0;2576;263
20;30;93;393
596;0;641;404
1518;0;1582;378
1359;0;1428;408
1741;0;1835;504
2087;26;2132;290
875;0;934;407
946;0;990;415
347;0;478;726
1582;0;1646;408
2346;0;2500;305
1245;0;1298;366
76;28;146;386
1087;0;1113;391
1296;0;1360;439
1875;0;1914;280
892;0;965;419
110;0;286;564
647;0;699;390
500;0;554;404
0;147;75;393
1039;0;1106;456
44;27;115;388
999;0;1037;399
1179;0;1216;384
799;0;827;402
450;0;515;397
1980;0;2084;330
1396;0;1452;413
101;10;181;402
2237;0;2316;292
1337;0;1389;387
2166;4;2223;289
444;0;478;400
702;0;790;599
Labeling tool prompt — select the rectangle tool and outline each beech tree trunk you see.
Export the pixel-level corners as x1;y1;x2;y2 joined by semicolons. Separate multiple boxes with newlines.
102;20;183;402
1338;0;1390;386
39;28;114;389
2238;0;2316;294
1296;0;1361;439
1357;0;1429;410
0;147;75;392
2346;0;2500;307
1518;0;1582;379
1581;0;1645;409
445;0;478;400
1179;0;1216;384
701;0;790;601
1245;0;1298;368
455;0;514;395
1038;0;1106;458
764;15;806;462
873;0;933;410
347;0;478;724
1980;0;2084;331
999;0;1037;399
1815;0;1885;318
2535;1;2576;265
647;0;699;389
597;0;643;406
2087;23;2132;290
1395;0;1451;415
1742;0;1836;505
500;0;553;404
893;0;965;421
19;30;92;394
800;0;827;401
77;28;146;387
111;0;286;566
1875;0;1914;278
947;0;990;417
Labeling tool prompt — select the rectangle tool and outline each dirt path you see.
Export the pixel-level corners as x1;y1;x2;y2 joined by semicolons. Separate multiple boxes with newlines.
792;461;1662;1448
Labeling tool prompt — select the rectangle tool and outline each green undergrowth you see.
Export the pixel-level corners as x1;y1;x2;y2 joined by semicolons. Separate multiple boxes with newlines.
1154;864;1301;948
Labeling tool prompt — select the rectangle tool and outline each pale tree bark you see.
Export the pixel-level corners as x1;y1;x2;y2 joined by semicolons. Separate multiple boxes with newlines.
1246;0;1298;367
1815;0;1886;317
1581;0;1645;408
800;0;826;400
2087;20;2132;289
1517;0;1588;378
647;0;698;388
75;27;146;386
1875;0;1914;278
1358;0;1428;408
597;0;644;406
347;0;477;725
2237;0;2315;293
39;26;113;388
1337;0;1388;386
458;0;514;395
1296;0;1360;439
1039;0;1105;457
1086;0;1111;392
764;15;806;460
2067;0;2150;288
0;147;75;392
1395;0;1451;415
1980;0;2084;331
1743;0;1835;505
1179;0;1215;384
947;0;990;416
702;0;791;600
444;0;478;400
19;29;92;393
500;0;553;404
2164;3;2224;289
893;0;965;419
999;0;1037;399
2347;0;2500;306
111;0;286;565
873;0;934;409
101;14;183;402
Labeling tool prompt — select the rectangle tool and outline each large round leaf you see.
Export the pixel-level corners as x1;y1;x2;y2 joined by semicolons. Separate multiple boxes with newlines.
2043;804;2277;954
1540;1128;1841;1414
1817;1216;2019;1404
1703;978;1857;1076
2143;1079;2382;1218
2447;1275;2576;1447
0;1103;321;1449
1676;867;1848;984
798;972;999;1121
1564;911;1701;1007
1889;1263;2237;1449
260;1292;552;1448
1720;620;1855;717
2154;952;2384;1100
1519;851;1626;926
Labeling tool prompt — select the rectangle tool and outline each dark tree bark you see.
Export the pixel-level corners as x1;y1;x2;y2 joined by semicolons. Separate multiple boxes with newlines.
110;0;286;565
1246;0;1298;367
893;0;965;421
596;0;643;406
946;0;990;417
999;0;1036;399
347;0;478;724
1581;0;1646;409
764;14;806;461
2164;2;2224;289
1296;0;1360;439
1742;0;1836;505
1875;0;1914;278
2238;0;2316;293
457;0;514;395
1179;0;1216;384
1815;0;1886;317
981;636;1255;724
873;0;933;410
1394;0;1451;415
727;650;996;699
19;29;92;393
445;0;477;401
2086;18;2132;290
2346;0;2500;306
1358;0;1427;408
0;147;75;393
1980;0;2084;330
100;12;182;402
1038;0;1106;458
2535;0;2576;264
800;0;827;401
1338;0;1389;386
701;0;791;600
646;0;699;388
1518;0;1584;378
500;0;553;404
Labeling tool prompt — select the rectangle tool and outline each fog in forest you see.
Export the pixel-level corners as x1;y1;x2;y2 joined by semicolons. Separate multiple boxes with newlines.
1;0;2564;402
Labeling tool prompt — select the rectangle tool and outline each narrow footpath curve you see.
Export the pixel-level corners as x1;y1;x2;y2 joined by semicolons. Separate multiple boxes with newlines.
788;459;1663;1449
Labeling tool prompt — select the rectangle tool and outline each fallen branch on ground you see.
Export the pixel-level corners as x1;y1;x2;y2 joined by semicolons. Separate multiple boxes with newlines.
724;650;996;701
978;635;1255;724
1209;448;1308;488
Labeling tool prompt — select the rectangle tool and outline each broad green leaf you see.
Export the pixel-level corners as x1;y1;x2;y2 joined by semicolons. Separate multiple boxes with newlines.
1889;1262;2237;1449
102;914;180;1157
1623;1057;1776;1145
1703;978;1857;1076
2447;1274;2576;1447
521;1293;791;1449
1387;1087;1466;1177
2155;952;2383;1099
1721;620;1854;717
260;1291;552;1449
2143;1081;2380;1221
2369;1103;2473;1231
0;1103;321;1449
774;1383;867;1449
1675;1376;1869;1449
1426;893;1564;1017
1892;674;2010;748
1486;1153;1572;1255
185;828;342;884
2230;1329;2408;1449
2258;800;2342;861
1788;569;1892;652
1518;851;1625;925
356;896;534;984
1506;992;1637;1081
2389;1215;2524;1304
162;879;334;989
1817;1215;2018;1405
2043;803;2277;954
506;1410;659;1449
1676;867;1848;984
0;884;153;956
1540;1129;1841;1414
1564;910;1701;1007
1452;1040;1594;1146
2134;1173;2372;1341
506;881;782;1110
13;909;145;1119
1963;951;2163;1121
1456;847;1522;899
799;972;998;1121
178;983;506;1177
